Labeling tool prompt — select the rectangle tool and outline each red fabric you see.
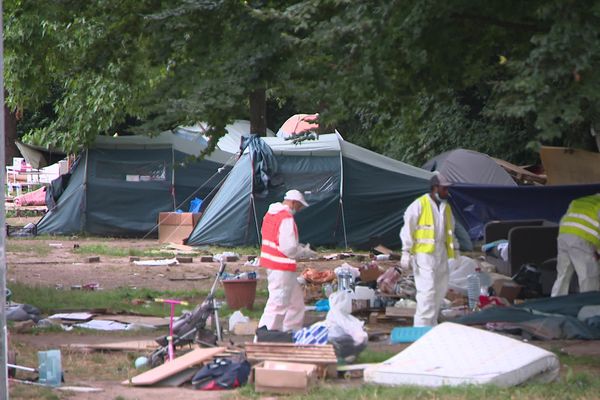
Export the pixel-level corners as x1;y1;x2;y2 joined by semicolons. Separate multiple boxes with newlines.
14;186;46;206
259;209;297;271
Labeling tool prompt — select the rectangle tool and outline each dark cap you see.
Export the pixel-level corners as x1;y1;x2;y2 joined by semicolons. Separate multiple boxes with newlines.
430;173;452;187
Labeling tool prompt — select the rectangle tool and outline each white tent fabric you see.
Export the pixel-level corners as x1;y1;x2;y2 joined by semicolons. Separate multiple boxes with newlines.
174;120;275;154
364;322;560;387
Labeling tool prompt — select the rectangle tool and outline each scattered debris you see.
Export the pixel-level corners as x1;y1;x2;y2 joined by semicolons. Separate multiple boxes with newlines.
85;256;100;263
167;273;210;281
65;340;159;352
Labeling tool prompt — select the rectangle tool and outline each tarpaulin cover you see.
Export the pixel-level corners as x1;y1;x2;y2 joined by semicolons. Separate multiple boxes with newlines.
450;183;600;240
453;291;600;340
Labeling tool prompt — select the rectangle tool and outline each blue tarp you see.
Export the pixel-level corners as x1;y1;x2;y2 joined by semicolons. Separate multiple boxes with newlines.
449;183;600;240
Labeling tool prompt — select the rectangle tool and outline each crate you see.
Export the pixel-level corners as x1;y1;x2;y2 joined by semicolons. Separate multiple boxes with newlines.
390;326;432;344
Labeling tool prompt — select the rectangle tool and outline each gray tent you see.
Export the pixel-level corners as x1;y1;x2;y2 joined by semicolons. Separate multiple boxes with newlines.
422;148;517;186
187;134;433;248
36;132;235;237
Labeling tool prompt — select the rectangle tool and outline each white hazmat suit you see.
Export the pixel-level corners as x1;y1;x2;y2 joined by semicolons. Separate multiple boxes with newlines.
400;195;457;327
258;202;308;332
551;233;600;296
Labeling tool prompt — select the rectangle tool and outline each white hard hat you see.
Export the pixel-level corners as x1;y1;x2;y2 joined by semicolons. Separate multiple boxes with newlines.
284;189;309;207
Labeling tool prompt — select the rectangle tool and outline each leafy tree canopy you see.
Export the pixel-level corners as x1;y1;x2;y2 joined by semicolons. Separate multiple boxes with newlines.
5;0;600;164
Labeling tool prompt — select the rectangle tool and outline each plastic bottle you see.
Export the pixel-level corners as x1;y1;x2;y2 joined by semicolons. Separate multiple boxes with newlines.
38;349;62;387
467;269;481;310
467;267;492;310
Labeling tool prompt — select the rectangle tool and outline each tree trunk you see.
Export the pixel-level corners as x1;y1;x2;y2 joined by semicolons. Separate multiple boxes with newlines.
4;103;19;167
249;87;267;136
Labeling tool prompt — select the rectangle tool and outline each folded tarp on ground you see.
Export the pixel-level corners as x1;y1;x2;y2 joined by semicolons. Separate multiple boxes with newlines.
364;322;559;387
453;291;600;340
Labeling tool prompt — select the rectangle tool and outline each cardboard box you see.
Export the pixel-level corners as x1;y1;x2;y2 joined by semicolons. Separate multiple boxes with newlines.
157;212;202;244
359;267;383;283
492;279;522;303
253;361;317;394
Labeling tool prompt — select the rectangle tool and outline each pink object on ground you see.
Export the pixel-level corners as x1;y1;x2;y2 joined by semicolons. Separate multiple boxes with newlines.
14;186;46;206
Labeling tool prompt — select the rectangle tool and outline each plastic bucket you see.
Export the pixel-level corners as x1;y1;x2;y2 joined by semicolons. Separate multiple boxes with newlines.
222;279;257;310
38;349;62;387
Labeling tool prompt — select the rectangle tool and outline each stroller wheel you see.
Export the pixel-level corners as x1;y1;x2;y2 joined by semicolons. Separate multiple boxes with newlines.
150;352;164;368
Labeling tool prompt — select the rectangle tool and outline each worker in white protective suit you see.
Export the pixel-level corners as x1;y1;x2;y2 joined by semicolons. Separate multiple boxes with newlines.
400;174;459;327
551;193;600;297
257;189;315;332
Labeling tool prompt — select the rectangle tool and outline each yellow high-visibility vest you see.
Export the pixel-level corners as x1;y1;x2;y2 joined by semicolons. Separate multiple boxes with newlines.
412;194;455;258
559;194;600;248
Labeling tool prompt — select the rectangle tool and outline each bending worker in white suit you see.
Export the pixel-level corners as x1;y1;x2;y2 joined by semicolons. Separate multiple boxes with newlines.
551;193;600;297
258;189;314;332
400;174;458;326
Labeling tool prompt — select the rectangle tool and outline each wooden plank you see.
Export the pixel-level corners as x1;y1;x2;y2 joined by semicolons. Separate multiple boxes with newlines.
65;340;159;352
122;347;225;386
385;306;415;318
94;315;170;327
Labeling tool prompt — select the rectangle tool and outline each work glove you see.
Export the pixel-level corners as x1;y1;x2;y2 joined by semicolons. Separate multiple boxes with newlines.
296;243;317;259
400;252;411;270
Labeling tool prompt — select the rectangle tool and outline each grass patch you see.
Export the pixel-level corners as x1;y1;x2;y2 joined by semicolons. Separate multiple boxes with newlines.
233;371;600;399
6;241;52;257
354;349;396;364
9;282;207;316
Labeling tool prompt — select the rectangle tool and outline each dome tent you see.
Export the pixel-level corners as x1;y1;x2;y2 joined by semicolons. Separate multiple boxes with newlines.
187;134;433;248
422;149;516;186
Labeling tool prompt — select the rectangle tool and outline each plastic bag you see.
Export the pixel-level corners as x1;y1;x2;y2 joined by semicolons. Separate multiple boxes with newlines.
189;197;203;213
325;291;368;346
293;321;328;345
228;310;250;331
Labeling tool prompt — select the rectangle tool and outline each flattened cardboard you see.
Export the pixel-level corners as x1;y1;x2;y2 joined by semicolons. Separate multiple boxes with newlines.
158;212;202;244
253;361;317;394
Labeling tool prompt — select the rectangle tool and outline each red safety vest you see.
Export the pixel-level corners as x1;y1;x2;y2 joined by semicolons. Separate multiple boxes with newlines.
259;208;298;271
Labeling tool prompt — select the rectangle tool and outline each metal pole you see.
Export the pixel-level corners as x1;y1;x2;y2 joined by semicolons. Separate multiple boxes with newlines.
0;0;10;397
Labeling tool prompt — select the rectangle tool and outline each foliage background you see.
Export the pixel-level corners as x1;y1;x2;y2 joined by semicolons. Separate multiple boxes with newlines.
4;0;600;165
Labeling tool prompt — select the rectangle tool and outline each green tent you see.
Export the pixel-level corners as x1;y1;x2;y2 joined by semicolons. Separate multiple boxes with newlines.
187;133;433;248
36;132;235;237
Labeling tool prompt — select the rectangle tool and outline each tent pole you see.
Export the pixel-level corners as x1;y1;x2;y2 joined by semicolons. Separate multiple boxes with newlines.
338;151;348;249
81;149;89;231
0;1;10;396
171;148;176;210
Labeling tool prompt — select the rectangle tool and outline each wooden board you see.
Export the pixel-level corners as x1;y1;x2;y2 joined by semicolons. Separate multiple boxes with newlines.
385;306;416;318
94;315;170;327
65;340;159;352
122;347;225;386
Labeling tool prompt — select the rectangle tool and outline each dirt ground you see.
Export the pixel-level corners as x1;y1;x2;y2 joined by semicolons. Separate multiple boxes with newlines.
6;235;600;399
6;236;369;291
